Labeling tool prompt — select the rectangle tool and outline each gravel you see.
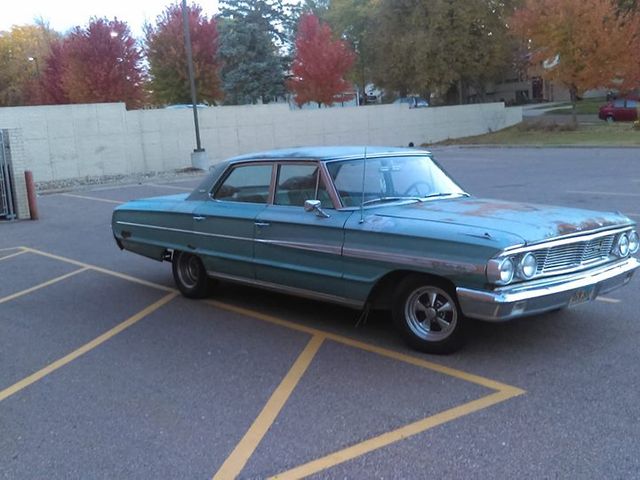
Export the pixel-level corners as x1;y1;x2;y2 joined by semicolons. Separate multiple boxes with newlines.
35;168;207;194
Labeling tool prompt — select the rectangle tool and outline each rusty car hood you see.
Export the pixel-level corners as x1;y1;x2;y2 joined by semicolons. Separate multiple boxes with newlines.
376;197;633;245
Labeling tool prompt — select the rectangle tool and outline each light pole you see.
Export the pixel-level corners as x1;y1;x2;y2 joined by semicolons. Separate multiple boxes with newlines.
181;0;209;169
27;56;39;77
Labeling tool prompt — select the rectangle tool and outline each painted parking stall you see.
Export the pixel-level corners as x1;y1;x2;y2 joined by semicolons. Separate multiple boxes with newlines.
1;151;639;478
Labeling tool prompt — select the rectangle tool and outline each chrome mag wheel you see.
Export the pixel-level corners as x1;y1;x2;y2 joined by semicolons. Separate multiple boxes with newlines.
404;286;457;342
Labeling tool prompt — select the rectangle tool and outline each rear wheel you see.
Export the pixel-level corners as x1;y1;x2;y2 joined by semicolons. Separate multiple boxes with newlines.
606;115;615;123
392;276;466;354
172;251;210;298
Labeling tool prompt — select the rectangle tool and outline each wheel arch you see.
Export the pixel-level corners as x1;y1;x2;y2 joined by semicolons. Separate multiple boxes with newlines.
366;269;458;310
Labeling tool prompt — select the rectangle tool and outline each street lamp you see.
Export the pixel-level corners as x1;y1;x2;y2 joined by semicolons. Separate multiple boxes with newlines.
181;0;209;170
28;56;39;77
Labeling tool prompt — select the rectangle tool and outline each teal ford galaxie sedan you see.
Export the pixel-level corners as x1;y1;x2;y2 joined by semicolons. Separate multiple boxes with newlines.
112;147;639;353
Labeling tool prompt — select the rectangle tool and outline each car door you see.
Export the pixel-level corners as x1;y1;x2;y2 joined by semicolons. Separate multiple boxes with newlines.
191;162;272;279
253;162;354;300
612;99;625;120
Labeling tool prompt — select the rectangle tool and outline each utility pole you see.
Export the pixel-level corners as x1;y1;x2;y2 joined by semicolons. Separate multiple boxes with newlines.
182;0;209;169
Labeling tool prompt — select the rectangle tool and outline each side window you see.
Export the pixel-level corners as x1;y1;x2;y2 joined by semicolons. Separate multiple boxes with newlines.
613;99;625;108
626;100;637;108
275;164;334;208
213;164;272;203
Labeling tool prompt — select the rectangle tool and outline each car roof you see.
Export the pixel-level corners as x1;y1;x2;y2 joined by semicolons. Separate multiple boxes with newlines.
225;146;432;163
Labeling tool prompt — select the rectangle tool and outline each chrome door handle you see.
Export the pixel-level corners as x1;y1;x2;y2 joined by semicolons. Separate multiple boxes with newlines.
193;216;206;222
254;221;270;227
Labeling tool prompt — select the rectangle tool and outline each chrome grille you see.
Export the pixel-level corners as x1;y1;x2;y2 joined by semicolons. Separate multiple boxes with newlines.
532;234;616;274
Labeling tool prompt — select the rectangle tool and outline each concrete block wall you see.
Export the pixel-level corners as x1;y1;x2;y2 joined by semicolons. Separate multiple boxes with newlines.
0;102;522;183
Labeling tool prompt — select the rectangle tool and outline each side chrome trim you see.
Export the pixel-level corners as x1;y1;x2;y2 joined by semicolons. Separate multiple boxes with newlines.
343;247;484;275
206;271;364;309
254;238;342;256
502;226;634;254
117;221;342;255
115;221;252;243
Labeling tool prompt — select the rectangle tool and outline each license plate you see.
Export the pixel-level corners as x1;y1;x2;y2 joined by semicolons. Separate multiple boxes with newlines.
569;286;595;307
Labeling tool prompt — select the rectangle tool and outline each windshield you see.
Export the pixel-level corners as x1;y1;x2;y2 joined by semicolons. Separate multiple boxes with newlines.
326;155;466;207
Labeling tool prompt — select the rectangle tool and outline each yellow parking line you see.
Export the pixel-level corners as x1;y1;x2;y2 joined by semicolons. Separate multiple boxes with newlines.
204;299;520;393
8;246;524;478
269;388;522;480
0;292;177;403
60;193;124;204
205;299;323;337
0;250;27;262
0;246;26;252
0;267;89;306
23;248;176;293
213;335;325;480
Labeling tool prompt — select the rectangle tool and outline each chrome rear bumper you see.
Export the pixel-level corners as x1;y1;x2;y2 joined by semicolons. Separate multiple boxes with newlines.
456;257;639;322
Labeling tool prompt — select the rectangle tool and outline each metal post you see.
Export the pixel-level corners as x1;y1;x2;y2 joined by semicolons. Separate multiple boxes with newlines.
182;0;203;152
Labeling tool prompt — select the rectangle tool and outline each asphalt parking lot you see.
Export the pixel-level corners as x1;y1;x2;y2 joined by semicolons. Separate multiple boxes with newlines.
1;147;639;479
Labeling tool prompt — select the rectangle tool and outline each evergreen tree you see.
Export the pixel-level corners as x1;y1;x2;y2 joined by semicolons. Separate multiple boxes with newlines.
218;0;288;104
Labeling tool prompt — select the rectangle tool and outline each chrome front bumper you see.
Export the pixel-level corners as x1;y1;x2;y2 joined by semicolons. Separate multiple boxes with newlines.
456;257;639;322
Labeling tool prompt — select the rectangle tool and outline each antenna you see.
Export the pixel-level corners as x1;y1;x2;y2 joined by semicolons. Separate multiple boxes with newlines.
359;146;367;224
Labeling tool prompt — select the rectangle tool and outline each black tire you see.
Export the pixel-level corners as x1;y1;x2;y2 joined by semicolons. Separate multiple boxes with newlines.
606;115;615;123
392;275;466;354
172;251;210;298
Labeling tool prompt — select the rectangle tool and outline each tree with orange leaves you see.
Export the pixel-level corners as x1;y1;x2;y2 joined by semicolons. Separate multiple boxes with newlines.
288;13;356;108
511;0;638;123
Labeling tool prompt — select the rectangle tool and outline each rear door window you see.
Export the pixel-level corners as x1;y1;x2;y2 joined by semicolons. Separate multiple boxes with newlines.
275;164;333;208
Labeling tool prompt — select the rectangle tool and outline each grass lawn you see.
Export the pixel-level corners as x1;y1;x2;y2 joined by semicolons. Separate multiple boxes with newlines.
544;97;605;115
432;122;640;147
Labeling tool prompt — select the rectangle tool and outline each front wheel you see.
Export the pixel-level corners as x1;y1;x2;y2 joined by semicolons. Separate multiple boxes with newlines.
392;276;466;354
172;251;210;298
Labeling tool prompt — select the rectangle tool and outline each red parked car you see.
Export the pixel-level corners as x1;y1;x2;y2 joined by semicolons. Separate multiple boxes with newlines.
598;98;639;122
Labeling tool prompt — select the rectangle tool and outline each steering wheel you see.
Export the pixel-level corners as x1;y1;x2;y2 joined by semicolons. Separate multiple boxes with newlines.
403;181;431;197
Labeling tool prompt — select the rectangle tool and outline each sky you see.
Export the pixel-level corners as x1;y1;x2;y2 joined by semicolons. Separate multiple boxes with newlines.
0;0;220;38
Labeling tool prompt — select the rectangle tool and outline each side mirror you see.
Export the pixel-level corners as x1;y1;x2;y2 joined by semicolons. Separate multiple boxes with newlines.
304;199;330;218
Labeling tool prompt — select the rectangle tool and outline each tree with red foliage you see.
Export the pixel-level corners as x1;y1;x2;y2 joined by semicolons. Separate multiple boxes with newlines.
288;13;356;107
144;3;222;105
59;18;145;108
38;40;70;105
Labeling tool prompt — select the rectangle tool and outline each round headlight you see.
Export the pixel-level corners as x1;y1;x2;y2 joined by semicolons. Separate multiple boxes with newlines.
519;252;537;279
629;231;639;254
617;233;629;257
499;257;515;284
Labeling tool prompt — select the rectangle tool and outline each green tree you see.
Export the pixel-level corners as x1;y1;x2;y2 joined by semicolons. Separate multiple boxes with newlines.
218;18;285;104
0;22;58;106
144;2;223;106
368;0;518;103
219;0;300;49
218;0;289;104
322;0;376;101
